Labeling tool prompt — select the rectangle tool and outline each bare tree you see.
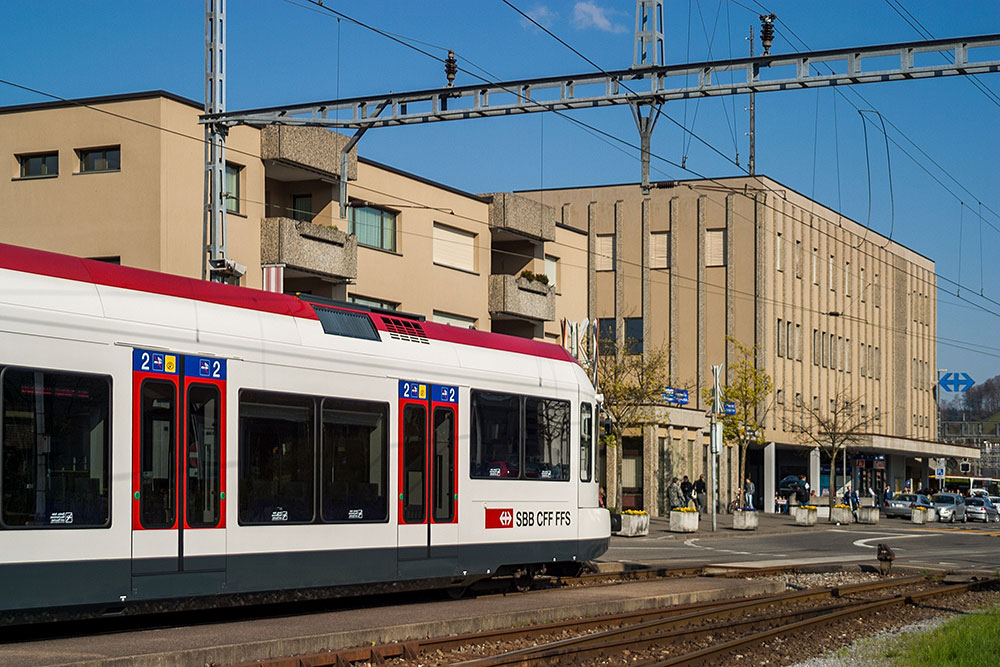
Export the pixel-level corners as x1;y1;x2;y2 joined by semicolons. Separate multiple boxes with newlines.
786;385;877;519
705;338;773;509
586;335;669;512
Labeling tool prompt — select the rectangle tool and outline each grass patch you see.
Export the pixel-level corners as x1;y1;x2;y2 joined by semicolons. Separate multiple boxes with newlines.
887;604;1000;666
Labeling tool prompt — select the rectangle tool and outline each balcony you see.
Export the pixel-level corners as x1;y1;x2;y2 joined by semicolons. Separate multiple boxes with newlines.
488;274;555;322
260;217;357;281
260;126;357;180
485;192;556;242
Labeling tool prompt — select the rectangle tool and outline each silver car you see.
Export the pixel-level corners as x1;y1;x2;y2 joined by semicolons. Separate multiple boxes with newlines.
966;497;1000;523
885;493;933;519
931;493;967;523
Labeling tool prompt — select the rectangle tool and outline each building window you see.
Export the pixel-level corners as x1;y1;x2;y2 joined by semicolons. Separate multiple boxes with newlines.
349;294;398;311
433;223;476;272
650;231;669;269
829;255;835;290
225;163;242;214
544;254;559;289
812;248;819;284
794;240;802;278
777;319;785;357
776;232;783;272
624;317;643;355
350;204;397;251
860;267;866;302
873;273;881;308
17;151;58;178
596;234;615;271
598;317;615;354
845;338;851;372
813;329;820;366
432;310;476;329
705;229;726;267
874;347;881;380
78;146;120;173
844;261;851;295
776;389;784;404
292;194;313;223
794;323;802;361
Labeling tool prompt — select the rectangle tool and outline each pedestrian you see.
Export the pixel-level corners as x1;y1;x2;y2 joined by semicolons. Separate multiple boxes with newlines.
693;473;707;513
667;477;684;510
843;483;859;520
744;477;755;510
681;475;693;506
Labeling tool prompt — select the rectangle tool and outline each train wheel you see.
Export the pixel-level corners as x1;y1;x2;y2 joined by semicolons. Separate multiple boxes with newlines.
446;585;468;600
512;568;535;593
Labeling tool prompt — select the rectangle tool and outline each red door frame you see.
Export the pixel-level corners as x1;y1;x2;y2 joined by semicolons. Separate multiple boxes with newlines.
397;381;459;527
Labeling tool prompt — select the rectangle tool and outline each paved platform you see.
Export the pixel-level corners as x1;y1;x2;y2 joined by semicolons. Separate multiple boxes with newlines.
0;576;784;667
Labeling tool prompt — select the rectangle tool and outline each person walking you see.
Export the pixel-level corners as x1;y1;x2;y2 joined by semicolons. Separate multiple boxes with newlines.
667;477;684;510
680;475;693;507
693;474;707;513
744;477;756;510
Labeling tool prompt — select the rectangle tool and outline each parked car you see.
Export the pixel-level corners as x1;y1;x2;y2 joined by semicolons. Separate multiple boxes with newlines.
965;497;1000;523
931;493;967;522
988;495;1000;509
884;493;933;519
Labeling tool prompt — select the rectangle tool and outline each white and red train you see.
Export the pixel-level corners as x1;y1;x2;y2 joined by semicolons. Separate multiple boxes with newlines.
0;243;609;615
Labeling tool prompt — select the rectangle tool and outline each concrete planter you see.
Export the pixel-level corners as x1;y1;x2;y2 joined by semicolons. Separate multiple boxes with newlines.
795;507;818;525
857;506;880;524
616;513;649;537
733;510;759;530
911;507;936;524
830;506;854;524
669;510;699;533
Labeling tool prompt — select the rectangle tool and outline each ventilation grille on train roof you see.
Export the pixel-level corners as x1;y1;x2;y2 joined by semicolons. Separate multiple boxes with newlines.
382;317;429;344
312;306;381;342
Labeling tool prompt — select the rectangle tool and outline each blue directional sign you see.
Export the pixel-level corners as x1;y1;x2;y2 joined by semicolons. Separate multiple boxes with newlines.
662;387;689;405
939;372;975;392
723;401;737;415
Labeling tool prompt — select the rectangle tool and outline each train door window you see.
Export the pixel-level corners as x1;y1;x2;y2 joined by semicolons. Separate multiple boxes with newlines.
238;391;314;525
140;380;177;529
470;391;520;479
186;384;221;528
525;397;570;480
580;402;593;483
401;404;426;523
321;398;389;523
1;368;110;528
432;407;455;522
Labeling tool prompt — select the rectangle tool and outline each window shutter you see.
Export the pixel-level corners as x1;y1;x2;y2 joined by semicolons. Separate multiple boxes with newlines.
650;231;669;268
433;223;476;272
705;229;725;267
596;235;615;271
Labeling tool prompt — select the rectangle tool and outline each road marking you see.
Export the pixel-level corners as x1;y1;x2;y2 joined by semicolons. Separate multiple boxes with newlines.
853;534;938;549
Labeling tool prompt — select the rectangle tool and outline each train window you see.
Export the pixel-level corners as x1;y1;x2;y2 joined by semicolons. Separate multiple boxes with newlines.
238;391;315;525
140;380;177;528
1;368;111;528
401;404;427;523
320;399;388;523
432;407;455;522
186;384;221;528
470;391;520;479
580;402;593;483
525;398;570;481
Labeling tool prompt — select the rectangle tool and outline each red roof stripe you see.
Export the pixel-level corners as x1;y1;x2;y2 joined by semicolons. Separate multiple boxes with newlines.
0;242;576;363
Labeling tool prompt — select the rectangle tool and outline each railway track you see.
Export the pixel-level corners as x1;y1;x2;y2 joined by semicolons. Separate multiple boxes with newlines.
230;569;998;666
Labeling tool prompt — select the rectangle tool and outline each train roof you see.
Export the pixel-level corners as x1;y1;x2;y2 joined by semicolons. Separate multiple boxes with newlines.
0;242;575;364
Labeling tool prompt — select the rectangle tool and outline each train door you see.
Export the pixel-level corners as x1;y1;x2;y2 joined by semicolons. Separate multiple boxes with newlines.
131;350;226;592
397;380;458;578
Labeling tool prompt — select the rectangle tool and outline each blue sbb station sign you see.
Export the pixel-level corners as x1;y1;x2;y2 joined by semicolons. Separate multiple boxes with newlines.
939;372;974;393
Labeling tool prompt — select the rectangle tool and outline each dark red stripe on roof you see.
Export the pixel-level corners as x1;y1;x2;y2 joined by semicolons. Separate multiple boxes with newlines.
0;242;317;320
0;242;577;363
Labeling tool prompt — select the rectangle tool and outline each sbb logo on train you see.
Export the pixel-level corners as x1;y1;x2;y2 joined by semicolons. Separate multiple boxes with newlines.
485;508;572;528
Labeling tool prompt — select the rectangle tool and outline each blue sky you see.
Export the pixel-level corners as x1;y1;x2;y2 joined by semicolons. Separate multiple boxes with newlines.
2;1;999;393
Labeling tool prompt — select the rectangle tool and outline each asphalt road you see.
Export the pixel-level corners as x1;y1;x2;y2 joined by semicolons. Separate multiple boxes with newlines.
603;516;1000;572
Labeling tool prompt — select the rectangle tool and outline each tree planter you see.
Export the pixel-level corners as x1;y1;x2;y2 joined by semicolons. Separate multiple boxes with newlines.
795;506;818;525
733;509;759;530
830;506;853;524
617;512;649;537
911;507;936;524
857;506;880;524
669;510;699;533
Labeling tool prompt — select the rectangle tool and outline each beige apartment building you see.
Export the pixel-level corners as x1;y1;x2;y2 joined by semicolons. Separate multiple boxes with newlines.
2;91;979;516
519;178;978;513
0;91;573;342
